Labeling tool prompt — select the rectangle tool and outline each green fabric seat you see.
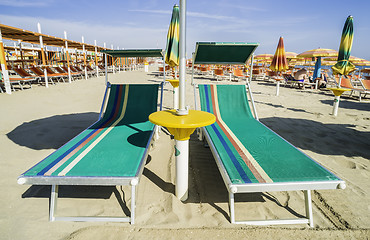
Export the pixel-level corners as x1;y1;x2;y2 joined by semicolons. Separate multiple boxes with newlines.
198;84;341;185
21;84;158;180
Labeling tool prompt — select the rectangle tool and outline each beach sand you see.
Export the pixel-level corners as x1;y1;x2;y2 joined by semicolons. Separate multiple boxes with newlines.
1;65;369;239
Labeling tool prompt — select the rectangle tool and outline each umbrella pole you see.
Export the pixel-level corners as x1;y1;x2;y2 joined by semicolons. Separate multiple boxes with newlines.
177;0;187;115
175;139;189;201
276;81;280;96
332;95;340;116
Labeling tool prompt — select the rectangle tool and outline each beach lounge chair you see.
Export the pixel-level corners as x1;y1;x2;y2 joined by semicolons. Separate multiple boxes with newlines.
196;84;345;226
335;76;367;101
232;68;245;82
1;68;35;91
18;83;162;224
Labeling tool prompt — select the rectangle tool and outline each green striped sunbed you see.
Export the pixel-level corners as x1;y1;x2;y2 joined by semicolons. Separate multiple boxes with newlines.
18;83;161;224
197;84;345;226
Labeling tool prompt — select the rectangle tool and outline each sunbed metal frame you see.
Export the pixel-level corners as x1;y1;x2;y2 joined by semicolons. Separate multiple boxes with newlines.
18;82;163;224
194;83;345;226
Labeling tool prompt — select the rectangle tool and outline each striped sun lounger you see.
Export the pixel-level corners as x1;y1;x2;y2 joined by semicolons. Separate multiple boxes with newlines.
197;84;345;226
18;83;161;224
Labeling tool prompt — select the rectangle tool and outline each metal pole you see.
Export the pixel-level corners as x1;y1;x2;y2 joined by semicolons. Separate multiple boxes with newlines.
38;23;49;87
64;31;72;83
95;40;99;76
177;0;187;115
248;54;254;83
82;36;88;80
104;42;108;85
0;28;11;94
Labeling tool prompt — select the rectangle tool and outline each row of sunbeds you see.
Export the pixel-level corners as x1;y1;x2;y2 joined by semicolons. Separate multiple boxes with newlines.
0;64;108;93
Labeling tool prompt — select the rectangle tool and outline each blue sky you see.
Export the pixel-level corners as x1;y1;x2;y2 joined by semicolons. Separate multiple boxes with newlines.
0;0;369;60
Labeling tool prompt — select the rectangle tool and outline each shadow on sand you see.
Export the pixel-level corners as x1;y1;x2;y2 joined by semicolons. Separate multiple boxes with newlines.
260;117;370;159
7;112;99;150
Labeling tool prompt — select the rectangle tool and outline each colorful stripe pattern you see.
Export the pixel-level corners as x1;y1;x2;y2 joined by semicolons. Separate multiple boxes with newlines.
24;84;159;178
269;36;289;73
199;84;340;184
165;4;179;67
332;15;356;76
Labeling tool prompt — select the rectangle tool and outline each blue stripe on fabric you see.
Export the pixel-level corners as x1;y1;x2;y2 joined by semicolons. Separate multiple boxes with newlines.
203;84;251;183
203;85;211;113
36;85;122;176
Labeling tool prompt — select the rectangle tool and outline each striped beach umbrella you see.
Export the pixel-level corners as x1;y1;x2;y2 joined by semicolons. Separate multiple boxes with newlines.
269;36;288;96
332;16;355;76
297;48;338;58
255;53;273;59
165;5;180;68
269;36;289;73
330;16;355;116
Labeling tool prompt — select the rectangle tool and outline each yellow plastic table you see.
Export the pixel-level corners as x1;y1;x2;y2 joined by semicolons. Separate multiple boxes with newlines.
166;79;180;109
327;87;351;116
149;109;216;200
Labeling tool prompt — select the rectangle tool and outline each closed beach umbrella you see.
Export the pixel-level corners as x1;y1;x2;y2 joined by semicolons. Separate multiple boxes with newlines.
269;37;289;72
165;5;180;68
330;15;355;116
165;4;180;109
269;36;289;96
312;56;322;81
332;15;355;77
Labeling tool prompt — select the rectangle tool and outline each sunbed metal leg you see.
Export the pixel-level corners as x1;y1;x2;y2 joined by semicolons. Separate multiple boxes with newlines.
49;185;58;222
131;184;136;224
229;191;235;224
304;190;314;227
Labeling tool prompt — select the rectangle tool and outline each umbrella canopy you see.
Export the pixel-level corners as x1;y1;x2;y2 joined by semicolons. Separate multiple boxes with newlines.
165;5;180;67
269;36;288;73
285;52;298;59
255;53;273;59
332;16;355;76
297;48;338;58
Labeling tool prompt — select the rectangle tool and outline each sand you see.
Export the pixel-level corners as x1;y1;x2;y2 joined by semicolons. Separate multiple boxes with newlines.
0;64;369;239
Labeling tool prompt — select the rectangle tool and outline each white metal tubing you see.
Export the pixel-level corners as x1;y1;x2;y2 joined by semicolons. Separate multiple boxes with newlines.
248;54;254;83
49;185;58;221
175;139;189;201
131;185;136;224
38;23;49;87
178;0;187;115
173;86;179;109
82;36;88;80
304;190;314;227
229;192;235;223
95;40;99;76
0;28;11;94
111;44;116;74
276;81;280;96
333;95;340;116
246;82;259;120
64;31;72;83
104;42;108;85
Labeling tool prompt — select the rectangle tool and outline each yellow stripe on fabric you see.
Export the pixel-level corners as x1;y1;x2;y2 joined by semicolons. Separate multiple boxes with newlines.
58;85;130;176
212;86;273;183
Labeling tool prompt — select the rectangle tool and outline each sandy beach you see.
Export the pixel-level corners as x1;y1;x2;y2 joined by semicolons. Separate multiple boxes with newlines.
1;65;369;239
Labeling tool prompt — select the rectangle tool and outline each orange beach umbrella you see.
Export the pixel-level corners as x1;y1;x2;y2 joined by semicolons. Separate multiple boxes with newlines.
269;36;288;96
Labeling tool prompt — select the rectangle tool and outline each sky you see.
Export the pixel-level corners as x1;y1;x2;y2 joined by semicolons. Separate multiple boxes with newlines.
0;0;369;60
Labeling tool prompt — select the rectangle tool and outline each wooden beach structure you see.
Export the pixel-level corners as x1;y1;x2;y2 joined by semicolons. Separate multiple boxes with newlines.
0;23;145;94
